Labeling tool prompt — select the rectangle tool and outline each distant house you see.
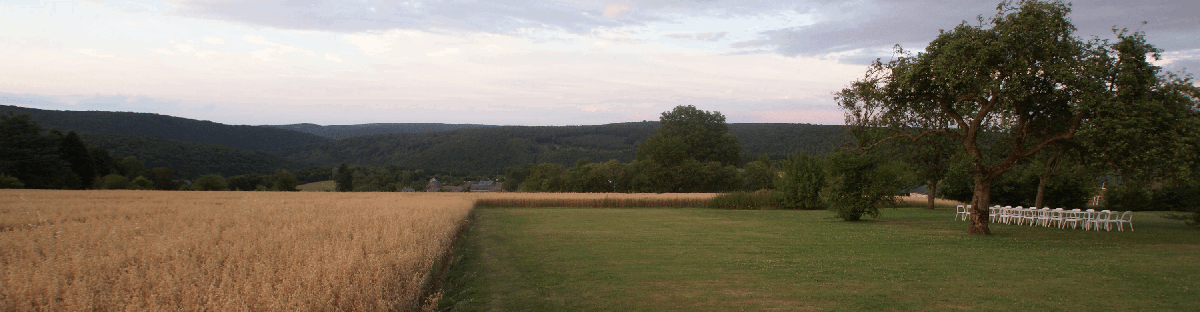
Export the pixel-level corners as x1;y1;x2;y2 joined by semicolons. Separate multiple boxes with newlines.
425;178;443;192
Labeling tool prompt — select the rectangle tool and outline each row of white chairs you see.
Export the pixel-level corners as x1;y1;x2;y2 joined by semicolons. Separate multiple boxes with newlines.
955;205;1134;231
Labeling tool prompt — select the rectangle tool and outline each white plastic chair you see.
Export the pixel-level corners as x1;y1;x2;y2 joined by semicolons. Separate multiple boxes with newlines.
1019;207;1038;226
1062;209;1084;229
955;205;970;221
1087;210;1113;231
1002;206;1015;224
1048;208;1065;228
1082;209;1097;230
1035;208;1052;227
1111;211;1134;231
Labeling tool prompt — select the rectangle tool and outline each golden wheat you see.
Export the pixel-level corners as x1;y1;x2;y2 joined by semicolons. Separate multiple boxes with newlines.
0;190;473;311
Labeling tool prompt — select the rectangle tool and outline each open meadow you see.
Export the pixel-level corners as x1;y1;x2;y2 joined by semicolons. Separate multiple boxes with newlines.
441;206;1200;311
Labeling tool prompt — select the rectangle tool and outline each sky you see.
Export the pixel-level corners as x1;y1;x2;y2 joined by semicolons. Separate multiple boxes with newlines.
1;0;1197;126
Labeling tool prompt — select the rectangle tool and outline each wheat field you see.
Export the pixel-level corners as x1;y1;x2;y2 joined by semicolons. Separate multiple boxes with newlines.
0;190;474;311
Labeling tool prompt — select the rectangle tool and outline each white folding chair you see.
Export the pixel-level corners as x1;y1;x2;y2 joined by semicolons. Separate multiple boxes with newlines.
1112;211;1134;231
955;205;970;221
1002;206;1015;224
1019;207;1038;226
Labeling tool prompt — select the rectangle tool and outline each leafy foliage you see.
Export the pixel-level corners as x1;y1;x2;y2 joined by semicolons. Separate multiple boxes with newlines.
191;174;228;191
638;105;741;166
271;170;299;192
79;132;299;177
827;152;904;221
775;153;827;209
0;113;75;189
836;0;1197;233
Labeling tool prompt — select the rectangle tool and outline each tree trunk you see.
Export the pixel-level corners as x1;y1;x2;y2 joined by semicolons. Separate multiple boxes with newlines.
969;176;992;235
1034;173;1048;209
926;180;937;210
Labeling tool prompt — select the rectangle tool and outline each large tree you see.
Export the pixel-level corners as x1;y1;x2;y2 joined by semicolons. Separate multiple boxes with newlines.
836;0;1197;234
637;105;741;166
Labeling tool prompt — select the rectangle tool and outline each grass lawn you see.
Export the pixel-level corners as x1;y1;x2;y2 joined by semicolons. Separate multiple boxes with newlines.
439;207;1199;311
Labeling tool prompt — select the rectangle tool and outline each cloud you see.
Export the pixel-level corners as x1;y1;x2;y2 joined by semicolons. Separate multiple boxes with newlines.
603;3;630;18
242;35;314;61
0;92;69;108
729;0;1200;64
121;20;139;26
75;48;115;58
74;93;180;112
664;32;728;42
168;0;795;35
204;36;226;44
324;53;344;62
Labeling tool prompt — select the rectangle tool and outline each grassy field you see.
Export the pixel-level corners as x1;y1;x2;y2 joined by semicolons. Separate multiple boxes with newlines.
0;190;473;311
440;206;1199;311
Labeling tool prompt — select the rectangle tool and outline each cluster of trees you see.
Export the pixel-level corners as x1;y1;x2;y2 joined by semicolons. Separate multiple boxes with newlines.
1;105;329;151
0;113;309;192
0;112;148;190
271;119;849;176
837;0;1200;233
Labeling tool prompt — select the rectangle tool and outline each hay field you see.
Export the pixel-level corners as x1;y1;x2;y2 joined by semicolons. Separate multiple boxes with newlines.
0;190;473;311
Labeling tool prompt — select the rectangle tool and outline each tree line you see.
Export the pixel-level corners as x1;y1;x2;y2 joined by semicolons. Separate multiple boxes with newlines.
0;112;304;192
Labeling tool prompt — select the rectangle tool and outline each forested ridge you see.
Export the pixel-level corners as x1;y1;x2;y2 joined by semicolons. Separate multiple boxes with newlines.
78;132;300;177
265;123;495;139
4;105;850;176
270;122;850;175
0;105;330;151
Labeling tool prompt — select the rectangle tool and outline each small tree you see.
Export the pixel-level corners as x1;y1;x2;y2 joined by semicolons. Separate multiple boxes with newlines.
118;156;145;178
0;174;23;189
335;162;353;192
129;176;154;190
147;167;179;190
827;151;904;221
100;174;130;190
775;153;826;209
193;174;228;191
58;131;95;189
742;155;776;191
272;169;299;192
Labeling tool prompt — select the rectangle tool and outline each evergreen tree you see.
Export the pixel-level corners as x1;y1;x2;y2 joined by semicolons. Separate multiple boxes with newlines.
58;131;95;189
335;162;353;192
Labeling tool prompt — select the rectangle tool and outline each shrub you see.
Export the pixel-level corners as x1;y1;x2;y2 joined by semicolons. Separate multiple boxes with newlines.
775;153;826;209
129;176;154;190
100;174;129;190
1105;184;1153;211
0;174;23;189
193;174;228;191
272;169;299;192
828;152;904;221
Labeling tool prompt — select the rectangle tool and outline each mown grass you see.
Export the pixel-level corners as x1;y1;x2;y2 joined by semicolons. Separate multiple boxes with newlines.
439;206;1199;311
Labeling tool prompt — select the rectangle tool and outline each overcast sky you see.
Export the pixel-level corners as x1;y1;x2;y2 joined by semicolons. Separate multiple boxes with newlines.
2;0;1197;126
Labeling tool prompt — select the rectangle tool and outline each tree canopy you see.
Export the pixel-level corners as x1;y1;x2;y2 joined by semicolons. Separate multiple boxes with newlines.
836;0;1199;234
637;105;741;166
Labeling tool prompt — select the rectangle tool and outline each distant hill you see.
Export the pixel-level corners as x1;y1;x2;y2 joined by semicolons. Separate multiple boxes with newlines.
1;105;331;151
266;123;494;139
270;122;850;175
2;105;850;177
79;132;300;177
